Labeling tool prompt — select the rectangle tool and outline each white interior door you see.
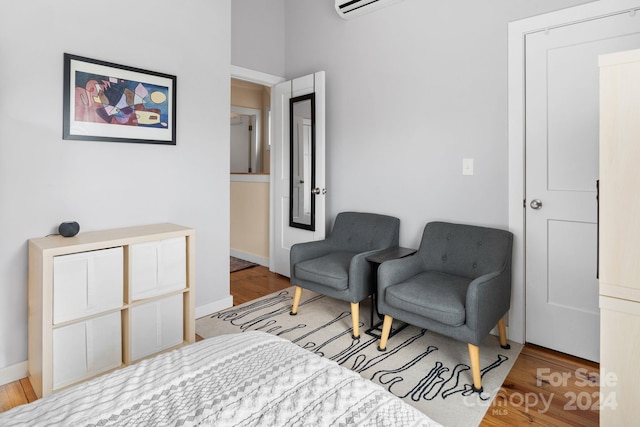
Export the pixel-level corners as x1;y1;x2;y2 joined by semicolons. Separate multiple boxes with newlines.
525;11;640;362
271;72;326;276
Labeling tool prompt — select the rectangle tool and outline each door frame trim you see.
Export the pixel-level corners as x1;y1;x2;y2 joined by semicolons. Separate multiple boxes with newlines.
507;0;640;344
231;65;285;87
230;65;285;272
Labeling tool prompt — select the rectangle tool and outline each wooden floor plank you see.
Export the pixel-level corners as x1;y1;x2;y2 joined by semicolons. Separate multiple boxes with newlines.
230;265;291;306
19;378;37;404
480;344;599;426
0;265;600;427
0;381;29;412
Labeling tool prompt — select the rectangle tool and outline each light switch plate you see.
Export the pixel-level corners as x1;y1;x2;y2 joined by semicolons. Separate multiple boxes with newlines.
463;158;474;175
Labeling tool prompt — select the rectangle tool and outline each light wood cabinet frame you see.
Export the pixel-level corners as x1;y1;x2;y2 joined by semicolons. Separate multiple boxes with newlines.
28;223;196;398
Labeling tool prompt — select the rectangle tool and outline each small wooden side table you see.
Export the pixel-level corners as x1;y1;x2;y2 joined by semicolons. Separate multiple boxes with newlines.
365;246;417;338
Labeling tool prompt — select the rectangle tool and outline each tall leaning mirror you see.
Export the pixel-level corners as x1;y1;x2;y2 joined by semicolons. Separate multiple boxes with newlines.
289;93;316;230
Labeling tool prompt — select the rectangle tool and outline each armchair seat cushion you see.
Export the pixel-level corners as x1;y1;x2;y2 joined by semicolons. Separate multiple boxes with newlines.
294;251;356;291
385;271;471;327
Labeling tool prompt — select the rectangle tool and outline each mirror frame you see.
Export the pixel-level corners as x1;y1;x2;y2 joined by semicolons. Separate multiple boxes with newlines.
289;93;316;231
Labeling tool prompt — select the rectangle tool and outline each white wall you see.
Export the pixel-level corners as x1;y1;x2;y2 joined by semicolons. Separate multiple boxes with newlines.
283;0;595;247
0;0;231;372
232;0;286;77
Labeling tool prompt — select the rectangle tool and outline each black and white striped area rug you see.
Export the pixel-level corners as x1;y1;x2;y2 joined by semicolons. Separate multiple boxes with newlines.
196;287;522;427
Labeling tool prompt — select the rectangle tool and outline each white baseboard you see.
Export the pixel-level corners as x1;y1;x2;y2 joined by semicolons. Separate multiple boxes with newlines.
230;249;268;267
0;360;28;387
195;295;233;319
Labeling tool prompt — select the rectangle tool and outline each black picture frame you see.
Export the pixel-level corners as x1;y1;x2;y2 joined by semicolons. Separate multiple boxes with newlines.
63;53;176;145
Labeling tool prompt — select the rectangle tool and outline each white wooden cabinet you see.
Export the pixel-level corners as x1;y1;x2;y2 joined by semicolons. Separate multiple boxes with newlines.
28;223;195;398
599;48;640;425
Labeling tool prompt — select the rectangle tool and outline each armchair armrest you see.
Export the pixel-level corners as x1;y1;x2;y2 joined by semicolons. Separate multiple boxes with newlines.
343;249;385;302
465;267;512;339
377;255;425;294
347;248;391;287
290;240;335;273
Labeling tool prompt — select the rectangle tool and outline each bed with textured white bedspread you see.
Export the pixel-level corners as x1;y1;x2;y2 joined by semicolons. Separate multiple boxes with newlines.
1;331;440;426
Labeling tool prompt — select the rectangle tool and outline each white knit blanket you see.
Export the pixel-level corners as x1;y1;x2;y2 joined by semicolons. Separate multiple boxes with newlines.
0;331;440;426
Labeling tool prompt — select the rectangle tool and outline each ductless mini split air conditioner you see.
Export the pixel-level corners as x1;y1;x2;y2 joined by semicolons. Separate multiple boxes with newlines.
335;0;404;20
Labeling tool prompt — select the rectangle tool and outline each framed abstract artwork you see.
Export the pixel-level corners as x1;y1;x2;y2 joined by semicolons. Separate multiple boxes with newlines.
63;53;177;145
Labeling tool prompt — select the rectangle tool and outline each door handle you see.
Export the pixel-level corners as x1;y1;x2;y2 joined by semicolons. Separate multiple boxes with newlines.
530;199;543;210
311;188;326;195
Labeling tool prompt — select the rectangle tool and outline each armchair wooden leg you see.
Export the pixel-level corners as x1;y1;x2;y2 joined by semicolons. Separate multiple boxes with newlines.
468;343;483;393
498;316;511;349
350;302;360;339
377;315;393;351
290;286;302;315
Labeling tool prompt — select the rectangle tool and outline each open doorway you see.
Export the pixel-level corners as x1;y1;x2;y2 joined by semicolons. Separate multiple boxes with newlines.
230;79;271;173
229;78;272;267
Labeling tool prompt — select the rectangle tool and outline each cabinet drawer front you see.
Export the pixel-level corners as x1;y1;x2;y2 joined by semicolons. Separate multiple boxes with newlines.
130;237;186;300
52;312;122;390
130;294;184;361
53;247;124;324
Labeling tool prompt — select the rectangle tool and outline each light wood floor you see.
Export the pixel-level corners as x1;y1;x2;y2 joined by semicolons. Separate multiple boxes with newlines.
1;265;599;426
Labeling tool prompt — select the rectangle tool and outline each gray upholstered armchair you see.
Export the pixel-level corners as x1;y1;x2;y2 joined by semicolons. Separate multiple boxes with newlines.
290;211;400;338
376;221;513;393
